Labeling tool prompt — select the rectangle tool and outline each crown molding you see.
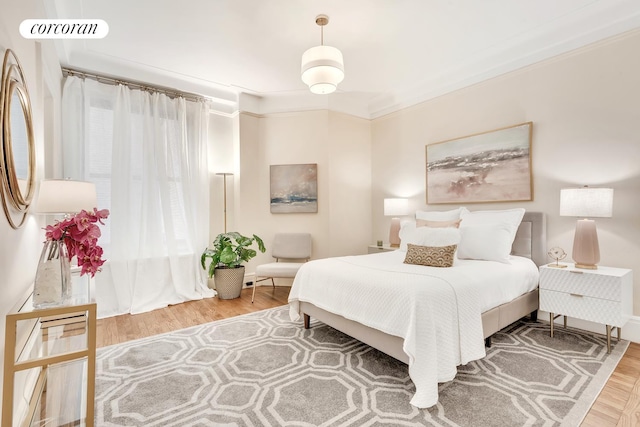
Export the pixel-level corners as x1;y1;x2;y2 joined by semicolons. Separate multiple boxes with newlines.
50;0;640;121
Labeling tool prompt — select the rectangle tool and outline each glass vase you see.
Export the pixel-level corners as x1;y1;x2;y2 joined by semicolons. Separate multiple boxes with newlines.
33;239;71;308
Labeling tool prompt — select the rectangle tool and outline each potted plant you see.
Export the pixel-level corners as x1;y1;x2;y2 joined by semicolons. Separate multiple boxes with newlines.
201;231;265;299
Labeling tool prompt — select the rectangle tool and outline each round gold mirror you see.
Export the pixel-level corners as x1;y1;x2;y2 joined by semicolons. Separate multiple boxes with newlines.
0;49;36;229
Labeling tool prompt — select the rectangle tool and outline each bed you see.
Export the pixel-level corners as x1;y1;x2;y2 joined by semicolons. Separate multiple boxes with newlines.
288;211;546;408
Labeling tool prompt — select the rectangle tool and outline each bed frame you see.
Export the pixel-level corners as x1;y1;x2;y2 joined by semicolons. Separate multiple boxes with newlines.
300;211;547;364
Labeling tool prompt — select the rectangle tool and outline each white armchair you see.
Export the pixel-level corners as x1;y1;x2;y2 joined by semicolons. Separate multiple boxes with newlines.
252;233;312;303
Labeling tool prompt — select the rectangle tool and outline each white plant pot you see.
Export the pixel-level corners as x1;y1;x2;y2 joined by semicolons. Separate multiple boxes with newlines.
213;266;245;299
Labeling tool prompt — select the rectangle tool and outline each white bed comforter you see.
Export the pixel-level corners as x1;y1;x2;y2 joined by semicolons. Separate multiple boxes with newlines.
288;251;539;408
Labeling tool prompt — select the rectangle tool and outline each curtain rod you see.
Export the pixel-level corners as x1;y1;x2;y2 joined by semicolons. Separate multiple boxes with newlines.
62;67;208;103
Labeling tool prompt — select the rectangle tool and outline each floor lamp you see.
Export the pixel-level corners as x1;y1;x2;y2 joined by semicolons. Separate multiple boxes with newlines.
216;173;233;233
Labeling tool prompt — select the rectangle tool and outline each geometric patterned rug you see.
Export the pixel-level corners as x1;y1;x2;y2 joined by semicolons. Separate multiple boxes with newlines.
95;306;627;426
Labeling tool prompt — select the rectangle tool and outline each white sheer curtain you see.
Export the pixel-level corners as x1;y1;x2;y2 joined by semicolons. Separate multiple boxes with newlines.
62;76;214;318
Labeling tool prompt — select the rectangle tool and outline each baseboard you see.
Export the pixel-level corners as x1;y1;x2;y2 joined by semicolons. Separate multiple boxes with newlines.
242;273;255;289
538;310;640;343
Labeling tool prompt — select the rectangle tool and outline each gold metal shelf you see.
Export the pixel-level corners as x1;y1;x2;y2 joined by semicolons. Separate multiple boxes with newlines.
3;273;96;427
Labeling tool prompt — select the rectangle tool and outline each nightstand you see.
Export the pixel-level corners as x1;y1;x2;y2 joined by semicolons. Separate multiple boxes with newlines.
367;244;396;254
539;264;633;353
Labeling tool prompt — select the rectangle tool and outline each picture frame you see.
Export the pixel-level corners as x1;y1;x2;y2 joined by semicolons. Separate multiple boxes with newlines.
426;122;533;204
270;163;318;213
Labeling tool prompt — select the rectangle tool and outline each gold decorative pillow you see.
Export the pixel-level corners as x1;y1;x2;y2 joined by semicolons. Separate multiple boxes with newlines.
416;218;462;228
403;243;457;267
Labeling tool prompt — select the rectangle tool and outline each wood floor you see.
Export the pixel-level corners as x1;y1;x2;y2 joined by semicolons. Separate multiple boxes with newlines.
96;287;640;426
582;341;640;427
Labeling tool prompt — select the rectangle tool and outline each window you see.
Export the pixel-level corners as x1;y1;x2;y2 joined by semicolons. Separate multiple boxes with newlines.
85;99;194;257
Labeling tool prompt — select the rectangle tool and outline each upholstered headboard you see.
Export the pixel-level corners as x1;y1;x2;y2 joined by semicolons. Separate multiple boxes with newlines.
511;211;547;266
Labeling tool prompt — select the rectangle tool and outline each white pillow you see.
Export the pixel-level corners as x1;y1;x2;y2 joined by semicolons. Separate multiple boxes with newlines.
459;208;525;241
399;221;461;252
457;208;526;263
415;207;468;222
457;223;515;263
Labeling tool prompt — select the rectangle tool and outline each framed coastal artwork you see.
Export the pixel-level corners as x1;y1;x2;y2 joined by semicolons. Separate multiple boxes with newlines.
426;122;533;204
270;163;318;213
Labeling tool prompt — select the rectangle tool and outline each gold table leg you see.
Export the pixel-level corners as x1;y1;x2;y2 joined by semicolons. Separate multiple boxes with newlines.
606;325;612;354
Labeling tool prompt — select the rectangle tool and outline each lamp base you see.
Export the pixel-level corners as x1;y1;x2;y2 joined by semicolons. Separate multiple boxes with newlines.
571;219;600;270
574;263;598;270
389;217;401;248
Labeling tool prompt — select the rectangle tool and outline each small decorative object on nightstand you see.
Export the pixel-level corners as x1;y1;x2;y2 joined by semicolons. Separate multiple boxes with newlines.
539;264;632;353
368;244;395;254
547;247;567;268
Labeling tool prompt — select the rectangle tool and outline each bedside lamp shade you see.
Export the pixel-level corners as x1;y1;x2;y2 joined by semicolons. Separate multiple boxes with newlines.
560;187;613;218
384;198;408;248
33;180;97;214
560;187;613;269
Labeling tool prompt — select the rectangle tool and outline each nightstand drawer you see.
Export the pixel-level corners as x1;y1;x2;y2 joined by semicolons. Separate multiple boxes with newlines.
539;268;623;301
540;289;628;327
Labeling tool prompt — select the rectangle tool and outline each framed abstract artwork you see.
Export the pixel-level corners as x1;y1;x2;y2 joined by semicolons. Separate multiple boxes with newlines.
270;163;318;213
426;122;533;204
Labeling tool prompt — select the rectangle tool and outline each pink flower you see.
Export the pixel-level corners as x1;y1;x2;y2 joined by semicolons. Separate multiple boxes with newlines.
78;245;105;277
44;224;64;240
93;208;109;224
72;210;94;232
44;208;110;278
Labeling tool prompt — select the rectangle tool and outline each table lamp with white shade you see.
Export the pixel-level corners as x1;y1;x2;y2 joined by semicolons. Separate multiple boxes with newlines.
560;186;613;269
31;179;99;299
33;179;98;216
384;198;409;248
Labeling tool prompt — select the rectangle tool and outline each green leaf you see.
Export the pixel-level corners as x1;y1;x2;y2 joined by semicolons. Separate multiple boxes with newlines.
219;246;236;265
227;232;242;242
200;252;207;269
244;248;257;261
238;237;251;247
254;234;266;253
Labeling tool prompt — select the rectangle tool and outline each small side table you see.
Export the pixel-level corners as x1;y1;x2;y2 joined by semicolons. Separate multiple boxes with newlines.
2;272;96;426
367;244;396;254
539;264;633;353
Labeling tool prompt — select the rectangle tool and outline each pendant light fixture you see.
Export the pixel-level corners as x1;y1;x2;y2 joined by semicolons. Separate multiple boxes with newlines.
301;14;344;94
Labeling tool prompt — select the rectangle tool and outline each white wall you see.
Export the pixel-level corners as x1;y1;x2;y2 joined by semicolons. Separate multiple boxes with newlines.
226;110;371;284
208;112;235;241
0;0;63;410
371;29;640;315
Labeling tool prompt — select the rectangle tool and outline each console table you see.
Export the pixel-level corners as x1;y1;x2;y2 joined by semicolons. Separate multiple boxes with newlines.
2;271;96;426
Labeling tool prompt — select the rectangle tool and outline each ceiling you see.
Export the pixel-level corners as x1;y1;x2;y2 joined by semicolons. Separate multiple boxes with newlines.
46;0;640;118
